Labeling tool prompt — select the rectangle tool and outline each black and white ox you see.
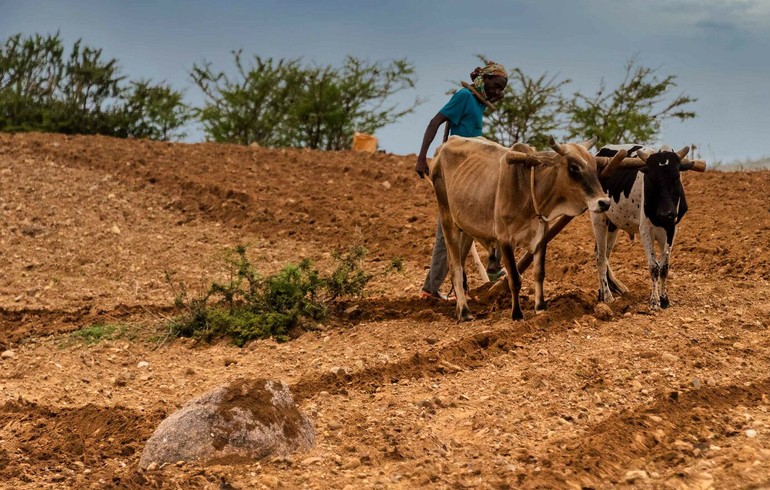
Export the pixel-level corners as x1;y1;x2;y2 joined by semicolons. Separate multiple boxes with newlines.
430;136;619;321
590;144;692;308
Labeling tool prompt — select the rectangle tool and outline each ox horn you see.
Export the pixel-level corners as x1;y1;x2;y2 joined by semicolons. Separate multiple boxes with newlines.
599;149;628;178
549;136;567;156
504;150;539;167
676;145;690;160
680;159;708;172
580;136;598;150
636;149;651;163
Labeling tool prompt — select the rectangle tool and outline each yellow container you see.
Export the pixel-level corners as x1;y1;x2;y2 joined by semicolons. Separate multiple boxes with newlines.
352;132;377;153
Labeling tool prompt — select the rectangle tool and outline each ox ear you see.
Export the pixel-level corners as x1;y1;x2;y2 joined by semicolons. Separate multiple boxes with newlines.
579;136;598;150
504;150;538;167
676;145;690;160
549;136;567;156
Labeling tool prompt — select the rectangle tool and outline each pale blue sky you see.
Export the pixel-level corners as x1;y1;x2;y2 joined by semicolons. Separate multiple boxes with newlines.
2;0;769;163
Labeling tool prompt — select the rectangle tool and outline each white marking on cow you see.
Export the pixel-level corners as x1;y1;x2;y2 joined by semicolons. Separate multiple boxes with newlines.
591;145;685;307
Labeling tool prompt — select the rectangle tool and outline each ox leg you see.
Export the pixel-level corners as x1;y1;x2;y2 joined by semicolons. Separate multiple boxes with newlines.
590;213;613;303
500;243;524;320
605;229;629;294
659;235;675;309
441;221;473;322
459;233;475;294
533;224;548;312
640;223;661;309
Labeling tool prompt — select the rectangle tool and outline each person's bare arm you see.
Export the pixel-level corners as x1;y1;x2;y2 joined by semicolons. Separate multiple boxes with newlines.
415;112;449;178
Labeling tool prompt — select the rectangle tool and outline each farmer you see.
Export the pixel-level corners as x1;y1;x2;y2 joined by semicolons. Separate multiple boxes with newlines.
416;60;508;300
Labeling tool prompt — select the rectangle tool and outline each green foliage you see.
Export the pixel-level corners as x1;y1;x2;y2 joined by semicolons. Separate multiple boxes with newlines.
190;52;420;149
168;245;378;346
190;53;301;147
123;79;190;140
477;54;696;148
0;32;190;139
70;322;125;344
563;56;697;147
326;246;371;300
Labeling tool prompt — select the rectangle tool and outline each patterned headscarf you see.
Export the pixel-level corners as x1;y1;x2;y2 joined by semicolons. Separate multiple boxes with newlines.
471;60;508;95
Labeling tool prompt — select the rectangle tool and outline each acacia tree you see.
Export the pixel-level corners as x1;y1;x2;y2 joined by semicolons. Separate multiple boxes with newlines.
191;52;301;146
123;80;190;140
59;40;125;134
0;33;65;131
564;56;697;147
0;32;190;139
191;53;420;149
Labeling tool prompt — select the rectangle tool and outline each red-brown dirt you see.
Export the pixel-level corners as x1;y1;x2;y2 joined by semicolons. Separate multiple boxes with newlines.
1;132;770;489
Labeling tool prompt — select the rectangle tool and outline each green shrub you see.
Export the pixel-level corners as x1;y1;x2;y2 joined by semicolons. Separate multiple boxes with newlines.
168;244;377;346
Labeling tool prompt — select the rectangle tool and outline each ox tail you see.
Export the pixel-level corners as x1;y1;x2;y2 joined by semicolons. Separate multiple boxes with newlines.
471;242;490;283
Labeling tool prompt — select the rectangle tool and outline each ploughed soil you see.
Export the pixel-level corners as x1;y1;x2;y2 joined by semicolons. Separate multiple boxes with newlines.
2;132;770;489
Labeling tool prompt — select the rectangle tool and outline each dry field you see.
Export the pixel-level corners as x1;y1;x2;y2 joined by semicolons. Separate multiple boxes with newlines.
1;132;770;489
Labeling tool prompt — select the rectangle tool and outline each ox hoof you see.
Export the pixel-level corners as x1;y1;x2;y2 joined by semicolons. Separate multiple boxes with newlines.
457;306;474;322
511;308;524;321
660;296;670;309
535;300;548;312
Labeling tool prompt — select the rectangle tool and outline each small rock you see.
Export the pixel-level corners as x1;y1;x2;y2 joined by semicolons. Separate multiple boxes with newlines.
381;181;392;190
223;358;237;367
343;457;361;470
706;377;717;386
1;350;15;360
692;377;702;389
746;429;758;438
343;305;360;316
593;303;613;321
623;470;650;483
137;361;150;368
145;462;158;471
419;399;434;409
424;337;439;345
111;225;121;235
330;366;348;376
327;420;342;431
738;445;756;461
661;352;679;363
301;456;323;466
259;475;280;488
733;342;747;350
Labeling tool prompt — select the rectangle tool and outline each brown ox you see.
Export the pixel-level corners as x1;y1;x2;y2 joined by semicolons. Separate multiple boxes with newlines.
429;136;613;321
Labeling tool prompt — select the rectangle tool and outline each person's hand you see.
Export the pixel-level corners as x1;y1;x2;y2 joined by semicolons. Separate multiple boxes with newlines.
415;157;429;179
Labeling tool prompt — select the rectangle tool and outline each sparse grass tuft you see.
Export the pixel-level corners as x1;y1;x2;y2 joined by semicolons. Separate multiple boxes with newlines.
70;322;126;344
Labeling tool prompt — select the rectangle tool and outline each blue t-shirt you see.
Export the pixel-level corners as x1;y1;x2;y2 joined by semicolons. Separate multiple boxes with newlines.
439;88;486;137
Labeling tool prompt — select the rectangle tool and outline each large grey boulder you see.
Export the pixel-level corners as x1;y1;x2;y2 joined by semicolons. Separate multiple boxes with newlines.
139;378;314;468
